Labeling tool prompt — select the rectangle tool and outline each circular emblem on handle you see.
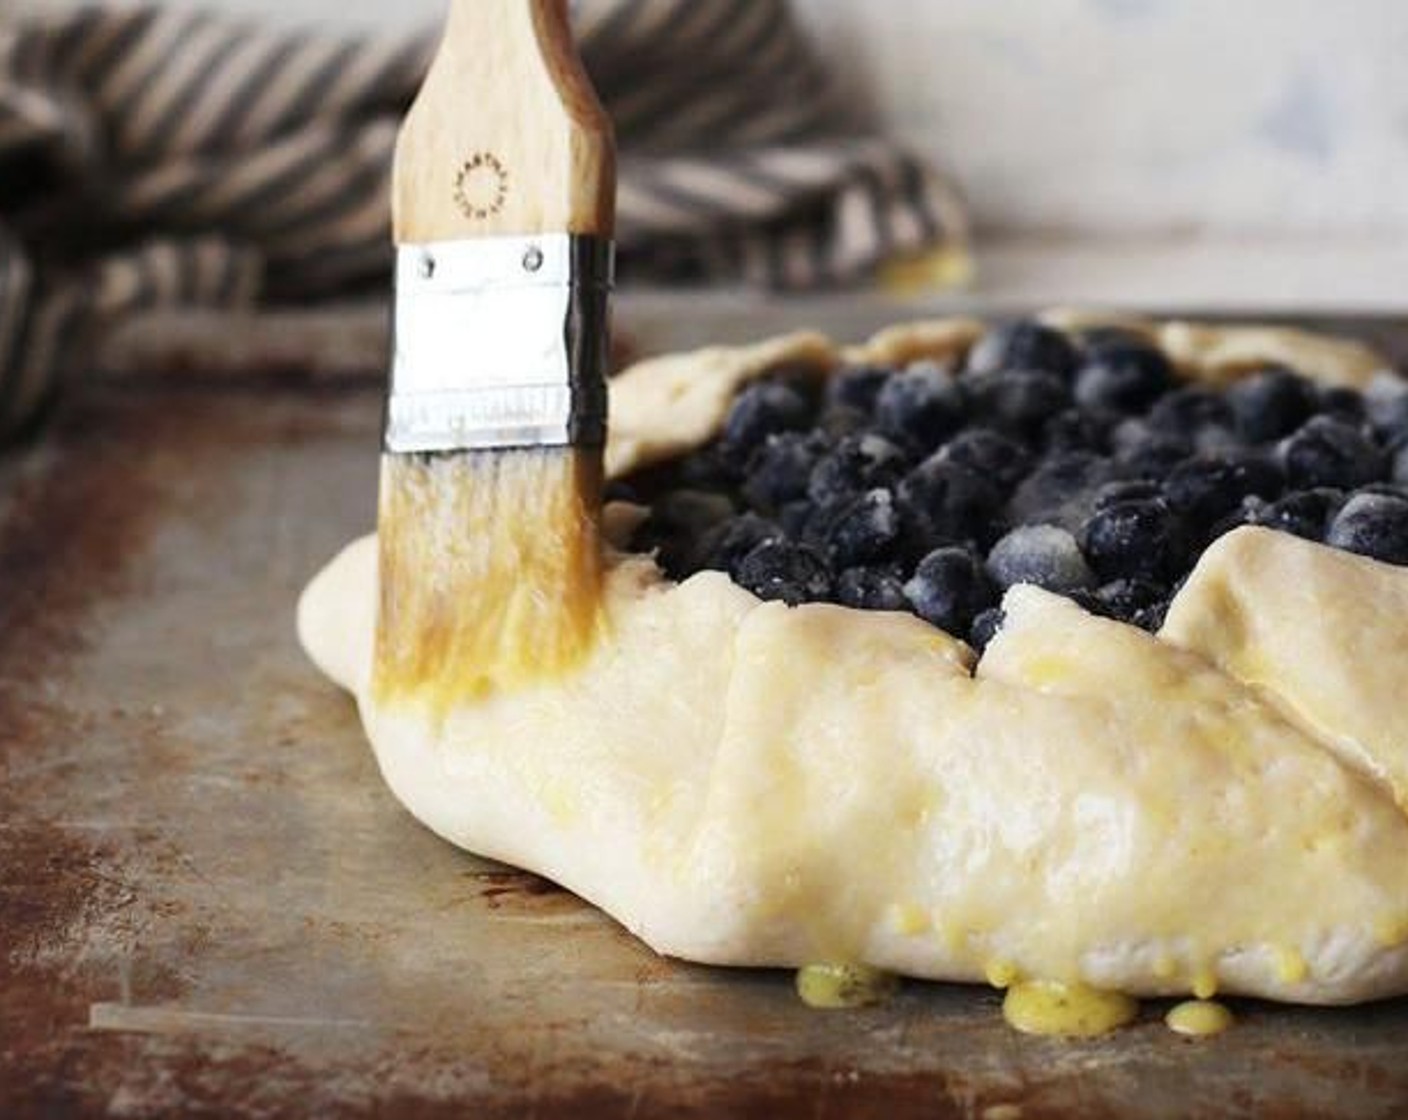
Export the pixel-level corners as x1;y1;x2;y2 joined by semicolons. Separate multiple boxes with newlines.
454;152;509;221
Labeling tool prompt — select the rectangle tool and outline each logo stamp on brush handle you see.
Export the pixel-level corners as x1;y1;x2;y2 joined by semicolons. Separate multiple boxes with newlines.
454;152;509;221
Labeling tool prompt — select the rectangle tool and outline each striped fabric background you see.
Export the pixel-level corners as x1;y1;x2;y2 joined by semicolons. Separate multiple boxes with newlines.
0;2;967;440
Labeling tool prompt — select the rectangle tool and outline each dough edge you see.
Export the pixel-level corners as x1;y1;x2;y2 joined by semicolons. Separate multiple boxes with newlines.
299;314;1408;1005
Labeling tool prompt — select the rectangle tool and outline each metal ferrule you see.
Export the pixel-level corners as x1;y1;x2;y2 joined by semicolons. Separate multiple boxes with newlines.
384;233;613;454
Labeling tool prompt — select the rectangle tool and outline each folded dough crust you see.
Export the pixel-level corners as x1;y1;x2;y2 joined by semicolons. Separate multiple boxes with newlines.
299;318;1408;1004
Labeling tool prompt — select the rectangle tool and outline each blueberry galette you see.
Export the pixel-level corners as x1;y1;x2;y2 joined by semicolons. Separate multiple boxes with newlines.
301;315;1408;1028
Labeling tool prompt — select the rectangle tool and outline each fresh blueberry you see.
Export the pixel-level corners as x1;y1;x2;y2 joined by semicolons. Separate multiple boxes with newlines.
1245;488;1346;541
815;488;902;568
719;381;814;459
966;369;1072;439
1092;578;1167;624
1325;492;1408;565
1163;452;1285;531
735;539;833;605
1319;386;1366;423
702;513;781;574
874;365;966;451
934;427;1033;493
818;404;871;438
1147;387;1234;439
827;364;891;413
1079;498;1185;582
1113;438;1190;481
1395;442;1408;486
676;446;744;489
603;478;640;504
1110;419;1193;479
1007;451;1110;530
1130;598;1170;633
968;606;1006;652
1094;478;1163;509
897;458;1004;553
967;320;1079;381
650;489;736;532
1278;416;1385;490
1073;341;1174;413
984;524;1095;593
1226;368;1318;443
807;432;907;506
835;566;910;612
634;490;737;577
903;547;997;635
1365;376;1408;442
779;500;813;538
1043;408;1112;454
742;432;826;512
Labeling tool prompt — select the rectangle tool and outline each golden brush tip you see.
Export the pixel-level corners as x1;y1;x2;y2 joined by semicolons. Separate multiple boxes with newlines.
373;446;604;709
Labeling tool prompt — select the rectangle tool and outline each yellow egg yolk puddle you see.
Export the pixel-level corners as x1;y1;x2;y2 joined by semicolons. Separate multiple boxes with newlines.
796;963;900;1009
1002;980;1139;1037
1165;999;1235;1037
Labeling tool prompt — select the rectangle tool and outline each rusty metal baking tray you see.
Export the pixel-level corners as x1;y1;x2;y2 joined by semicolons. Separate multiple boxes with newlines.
3;309;1408;1119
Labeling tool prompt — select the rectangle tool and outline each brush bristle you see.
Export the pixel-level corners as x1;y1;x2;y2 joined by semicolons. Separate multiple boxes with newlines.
373;447;604;709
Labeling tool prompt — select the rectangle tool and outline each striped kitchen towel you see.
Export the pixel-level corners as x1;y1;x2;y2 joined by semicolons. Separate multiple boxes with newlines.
0;2;967;440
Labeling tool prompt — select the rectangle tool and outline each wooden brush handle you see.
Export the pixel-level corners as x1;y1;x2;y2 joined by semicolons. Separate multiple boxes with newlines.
393;0;615;243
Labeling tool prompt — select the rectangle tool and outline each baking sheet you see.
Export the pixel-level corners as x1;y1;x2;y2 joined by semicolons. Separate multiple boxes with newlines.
3;308;1408;1118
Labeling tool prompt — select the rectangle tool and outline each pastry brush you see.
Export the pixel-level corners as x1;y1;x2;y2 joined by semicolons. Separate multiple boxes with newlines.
375;0;615;709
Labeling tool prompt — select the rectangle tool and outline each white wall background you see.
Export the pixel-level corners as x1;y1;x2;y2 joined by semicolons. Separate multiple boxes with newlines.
15;0;1408;242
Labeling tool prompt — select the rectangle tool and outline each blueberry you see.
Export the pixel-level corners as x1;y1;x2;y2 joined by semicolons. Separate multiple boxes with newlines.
827;364;891;413
1079;498;1185;582
835;566;909;612
1278;416;1385;490
1044;408;1112;454
1246;488;1345;541
1163;452;1285;530
1130;599;1170;633
735;539;833;605
677;446;744;490
1114;439;1189;482
968;606;1007;652
634;490;737;577
779;500;813;538
742;432;825;512
1365;377;1408;442
1226;368;1318;443
874;365;966;451
1094;478;1162;509
967;320;1079;381
903;547;996;635
650;489;736;532
984;524;1095;593
1007;451;1110;530
720;381;814;458
807;433;907;506
1092;578;1167;624
702;513;781;574
816;488;901;568
934;427;1033;492
818;404;871;438
1395;442;1408;486
1073;341;1174;413
897;458;1004;553
1320;386;1366;423
1147;387;1234;439
603;479;639;504
1325;492;1408;565
966;369;1072;439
